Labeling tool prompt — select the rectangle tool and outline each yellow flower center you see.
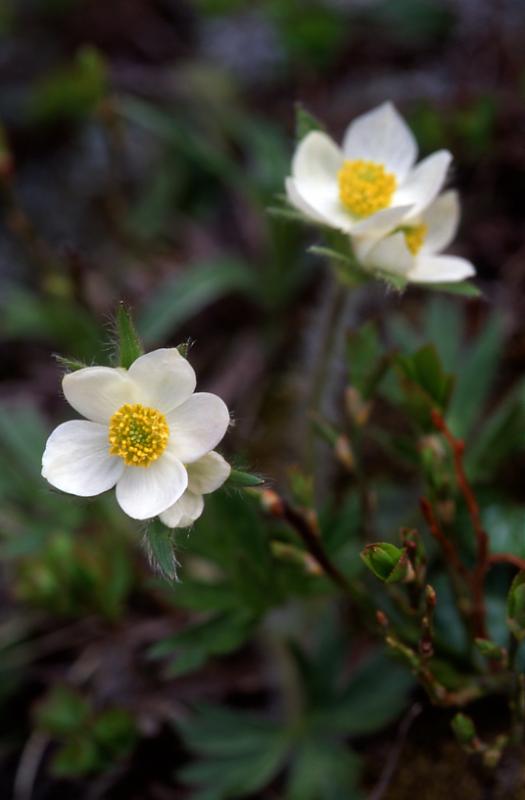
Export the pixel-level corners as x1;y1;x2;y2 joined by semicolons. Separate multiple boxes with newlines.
337;159;397;218
403;223;427;255
108;403;169;467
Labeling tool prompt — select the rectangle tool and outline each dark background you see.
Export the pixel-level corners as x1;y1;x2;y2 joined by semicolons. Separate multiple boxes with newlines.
1;1;525;798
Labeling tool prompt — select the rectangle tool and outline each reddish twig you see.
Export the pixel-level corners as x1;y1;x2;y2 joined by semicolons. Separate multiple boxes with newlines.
431;410;489;639
261;489;352;593
489;553;525;572
419;497;468;580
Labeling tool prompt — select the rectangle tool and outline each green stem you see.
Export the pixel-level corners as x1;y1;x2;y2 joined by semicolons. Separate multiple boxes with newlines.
306;276;348;472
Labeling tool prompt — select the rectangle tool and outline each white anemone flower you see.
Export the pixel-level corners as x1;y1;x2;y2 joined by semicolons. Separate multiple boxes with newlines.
159;450;231;529
286;101;452;237
42;349;230;521
354;190;476;284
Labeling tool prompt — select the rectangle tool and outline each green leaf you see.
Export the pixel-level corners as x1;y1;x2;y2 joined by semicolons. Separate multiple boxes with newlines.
115;303;144;368
53;354;90;372
120;96;245;188
36;686;91;736
451;712;477;745
167;649;209;677
177;340;192;359
51;736;100;778
2;287;103;361
474;638;507;662
233;114;289;197
150;612;256;676
396;344;454;428
226;469;266;488
415;280;481;298
144;519;178;581
183;492;275;608
308;244;358;267
287;740;362;800
466;383;525;480
295;103;325;141
179;705;283;757
30;46;107;124
92;708;137;756
322;651;413;736
448;314;504;437
178;705;289;799
159;579;240;613
267;204;309;224
137;258;261;344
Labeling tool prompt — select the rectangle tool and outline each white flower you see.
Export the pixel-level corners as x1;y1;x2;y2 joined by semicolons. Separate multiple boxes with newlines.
286;101;452;237
159;451;231;528
42;349;230;521
354;190;476;284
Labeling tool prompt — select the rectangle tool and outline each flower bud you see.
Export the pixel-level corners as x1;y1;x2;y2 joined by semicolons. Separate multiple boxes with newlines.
335;435;354;471
507;571;525;640
376;610;389;628
474;638;507;663
361;542;415;584
271;542;322;575
260;489;285;517
345;387;372;427
385;636;420;669
424;584;436;607
451;713;478;746
483;735;507;769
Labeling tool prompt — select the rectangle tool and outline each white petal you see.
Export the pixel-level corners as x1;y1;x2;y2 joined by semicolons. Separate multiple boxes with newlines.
408;254;476;283
159;491;205;529
361;232;414;276
285;177;329;224
290;132;356;232
292;130;343;188
421;190;460;254
167;393;230;464
187;451;231;495
396;150;452;219
42;420;124;496
351;204;413;236
297;193;360;233
342;102;417;180
115;452;187;520
353;234;378;262
289;131;413;234
128;349;196;413
63;367;136;424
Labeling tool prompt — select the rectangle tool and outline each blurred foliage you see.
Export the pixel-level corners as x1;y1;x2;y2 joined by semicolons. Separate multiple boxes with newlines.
29;47;107;125
176;618;412;800
36;686;137;777
1;0;525;797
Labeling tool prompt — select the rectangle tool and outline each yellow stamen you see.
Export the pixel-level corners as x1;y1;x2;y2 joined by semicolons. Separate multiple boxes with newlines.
108;403;169;467
337;159;397;218
403;223;427;255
